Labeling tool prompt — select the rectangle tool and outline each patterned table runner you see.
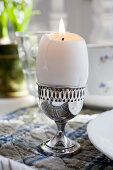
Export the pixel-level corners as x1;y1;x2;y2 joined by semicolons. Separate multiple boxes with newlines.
0;106;112;170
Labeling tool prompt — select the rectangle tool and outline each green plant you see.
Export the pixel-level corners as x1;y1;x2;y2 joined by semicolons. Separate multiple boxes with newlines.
7;0;33;32
0;0;39;42
0;0;8;38
0;0;40;96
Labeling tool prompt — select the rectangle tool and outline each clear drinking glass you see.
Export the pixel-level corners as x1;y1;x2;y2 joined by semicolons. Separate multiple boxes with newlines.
16;31;51;102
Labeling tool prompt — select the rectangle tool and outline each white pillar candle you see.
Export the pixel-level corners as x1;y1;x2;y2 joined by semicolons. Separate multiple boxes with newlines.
36;19;88;87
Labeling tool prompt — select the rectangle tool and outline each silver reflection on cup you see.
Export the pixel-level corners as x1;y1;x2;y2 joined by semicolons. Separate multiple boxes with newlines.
37;83;85;156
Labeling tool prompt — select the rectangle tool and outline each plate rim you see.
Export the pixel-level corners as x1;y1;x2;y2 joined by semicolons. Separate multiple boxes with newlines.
87;110;113;160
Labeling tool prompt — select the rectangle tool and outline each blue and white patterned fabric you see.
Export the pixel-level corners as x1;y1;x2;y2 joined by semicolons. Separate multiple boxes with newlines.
0;106;112;170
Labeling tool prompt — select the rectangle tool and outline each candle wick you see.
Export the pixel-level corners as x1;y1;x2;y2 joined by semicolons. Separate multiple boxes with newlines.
62;38;64;41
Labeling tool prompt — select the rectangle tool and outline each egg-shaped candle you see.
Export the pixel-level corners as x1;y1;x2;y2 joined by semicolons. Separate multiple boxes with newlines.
36;19;88;87
36;19;89;157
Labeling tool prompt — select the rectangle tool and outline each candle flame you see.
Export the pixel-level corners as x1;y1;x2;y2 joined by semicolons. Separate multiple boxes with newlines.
59;18;65;36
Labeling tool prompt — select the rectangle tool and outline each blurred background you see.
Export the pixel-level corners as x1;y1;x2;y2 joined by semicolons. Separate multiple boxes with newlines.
1;0;113;111
0;0;93;98
27;0;92;42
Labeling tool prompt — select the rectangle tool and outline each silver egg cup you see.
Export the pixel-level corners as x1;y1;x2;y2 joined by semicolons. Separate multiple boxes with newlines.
37;83;85;157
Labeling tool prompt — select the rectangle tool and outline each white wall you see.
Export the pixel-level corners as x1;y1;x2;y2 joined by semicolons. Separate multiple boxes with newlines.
28;0;93;42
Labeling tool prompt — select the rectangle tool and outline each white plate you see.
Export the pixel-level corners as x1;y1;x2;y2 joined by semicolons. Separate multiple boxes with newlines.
84;95;113;109
87;109;113;160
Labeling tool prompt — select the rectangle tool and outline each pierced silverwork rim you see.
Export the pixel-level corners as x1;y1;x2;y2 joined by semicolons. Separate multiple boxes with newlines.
37;83;86;102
